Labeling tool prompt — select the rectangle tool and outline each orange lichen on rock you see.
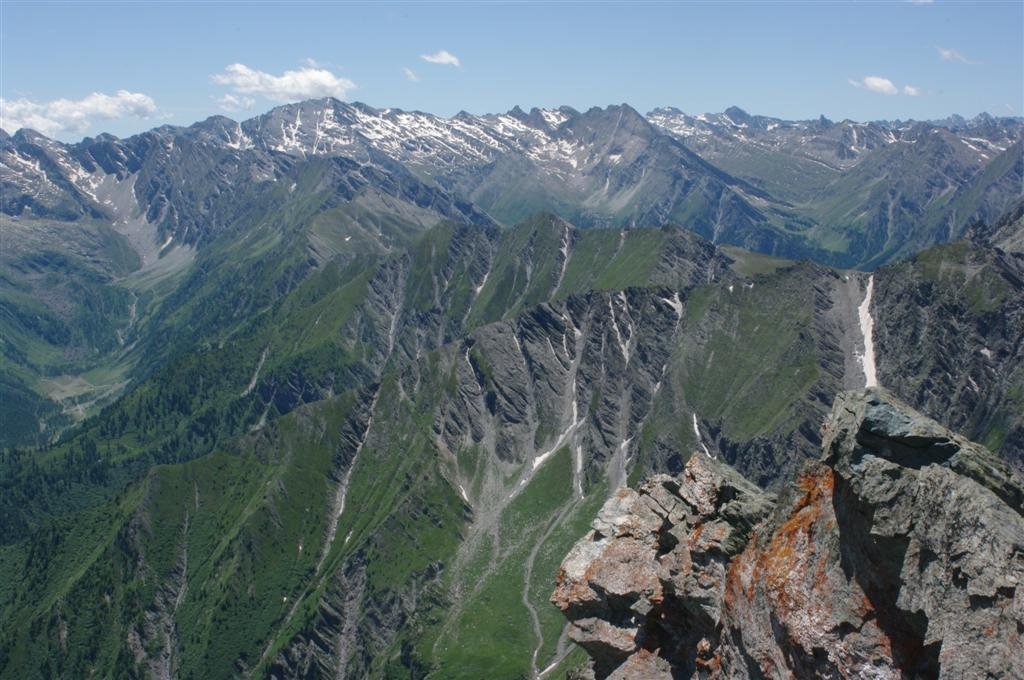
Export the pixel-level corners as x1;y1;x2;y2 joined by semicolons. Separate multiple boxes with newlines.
551;564;599;608
553;390;1024;678
854;592;875;619
723;530;759;604
757;466;835;606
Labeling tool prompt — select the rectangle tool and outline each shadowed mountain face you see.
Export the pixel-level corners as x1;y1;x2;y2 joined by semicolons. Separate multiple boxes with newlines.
0;101;1022;679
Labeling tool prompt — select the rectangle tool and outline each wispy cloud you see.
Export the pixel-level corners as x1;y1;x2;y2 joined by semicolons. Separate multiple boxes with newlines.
0;90;157;136
902;85;922;96
403;67;420;82
937;47;979;64
420;50;460;67
215;93;256;112
211;62;356;102
848;76;898;95
907;0;933;5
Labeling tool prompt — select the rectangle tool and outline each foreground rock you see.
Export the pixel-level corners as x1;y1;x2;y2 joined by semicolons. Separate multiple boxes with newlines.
552;388;1024;678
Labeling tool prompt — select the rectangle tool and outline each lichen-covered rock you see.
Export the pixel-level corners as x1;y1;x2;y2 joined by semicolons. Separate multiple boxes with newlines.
553;388;1024;679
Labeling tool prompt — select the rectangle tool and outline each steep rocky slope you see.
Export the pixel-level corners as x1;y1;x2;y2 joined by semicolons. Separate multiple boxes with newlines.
975;198;1024;253
648;107;1022;180
3;184;1024;680
553;388;1024;679
649;108;1024;267
873;235;1024;469
5;101;1020;270
3;101;1019;450
6;216;1024;678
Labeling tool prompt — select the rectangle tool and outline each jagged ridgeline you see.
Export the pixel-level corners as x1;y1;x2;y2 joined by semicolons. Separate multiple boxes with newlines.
1;206;1022;678
2;101;1022;449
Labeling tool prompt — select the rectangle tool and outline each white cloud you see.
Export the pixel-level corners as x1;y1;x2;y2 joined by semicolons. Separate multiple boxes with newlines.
902;85;922;96
0;90;157;137
907;0;933;4
937;47;978;64
215;93;256;112
848;76;899;95
403;67;420;82
211;62;356;102
420;50;460;67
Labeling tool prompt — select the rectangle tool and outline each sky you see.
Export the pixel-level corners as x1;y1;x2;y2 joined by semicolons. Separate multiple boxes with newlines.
1;1;1022;141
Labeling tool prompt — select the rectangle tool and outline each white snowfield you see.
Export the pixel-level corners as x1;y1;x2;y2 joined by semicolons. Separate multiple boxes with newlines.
255;100;588;172
692;413;712;458
857;275;879;388
0;100;589;218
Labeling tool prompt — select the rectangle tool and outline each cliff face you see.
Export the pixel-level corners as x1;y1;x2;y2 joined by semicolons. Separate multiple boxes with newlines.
552;388;1024;679
873;238;1024;470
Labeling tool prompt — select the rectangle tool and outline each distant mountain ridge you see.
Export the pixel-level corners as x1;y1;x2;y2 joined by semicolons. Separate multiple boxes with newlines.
3;100;1021;267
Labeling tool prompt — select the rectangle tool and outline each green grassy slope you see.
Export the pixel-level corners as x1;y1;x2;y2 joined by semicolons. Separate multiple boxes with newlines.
3;207;1020;679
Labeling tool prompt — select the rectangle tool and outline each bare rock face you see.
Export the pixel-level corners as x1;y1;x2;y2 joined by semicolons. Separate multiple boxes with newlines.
553;388;1024;679
551;453;774;678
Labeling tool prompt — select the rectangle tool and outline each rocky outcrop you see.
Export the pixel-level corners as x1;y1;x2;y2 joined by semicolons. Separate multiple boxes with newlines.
551;454;774;678
553;388;1024;678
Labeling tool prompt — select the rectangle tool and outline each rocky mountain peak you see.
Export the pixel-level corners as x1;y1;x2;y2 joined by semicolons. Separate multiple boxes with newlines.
506;104;530;120
552;387;1024;678
723;106;751;124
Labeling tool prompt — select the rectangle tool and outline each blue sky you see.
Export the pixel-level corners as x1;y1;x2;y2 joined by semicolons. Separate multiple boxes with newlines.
2;1;1022;140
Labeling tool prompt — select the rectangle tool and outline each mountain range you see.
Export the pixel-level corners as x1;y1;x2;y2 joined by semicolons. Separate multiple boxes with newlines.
4;100;1021;261
0;100;1022;679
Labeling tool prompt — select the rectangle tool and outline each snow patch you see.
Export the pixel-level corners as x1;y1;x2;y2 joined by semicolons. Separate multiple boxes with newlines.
692;413;712;458
574;444;583;497
474;269;489;295
553;224;571;294
316;391;380;575
620;436;635;466
608;295;631;362
241;346;269;397
539;108;569;128
661;292;683;319
857;275;879;388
